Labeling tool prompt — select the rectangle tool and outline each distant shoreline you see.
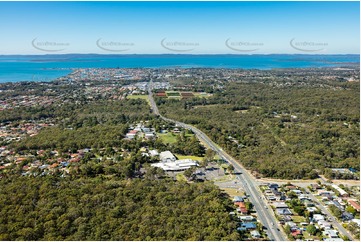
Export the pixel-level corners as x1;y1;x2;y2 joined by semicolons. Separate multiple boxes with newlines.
0;54;359;83
0;53;360;58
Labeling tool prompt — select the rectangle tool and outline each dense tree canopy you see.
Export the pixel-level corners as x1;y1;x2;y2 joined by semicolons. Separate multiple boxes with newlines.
0;176;239;241
157;81;360;179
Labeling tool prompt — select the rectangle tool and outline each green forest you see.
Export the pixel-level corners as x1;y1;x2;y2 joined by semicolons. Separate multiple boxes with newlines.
0;176;239;241
157;81;360;179
0;96;240;241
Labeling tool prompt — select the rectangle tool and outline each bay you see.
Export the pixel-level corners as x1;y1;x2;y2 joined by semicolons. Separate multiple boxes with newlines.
0;54;359;83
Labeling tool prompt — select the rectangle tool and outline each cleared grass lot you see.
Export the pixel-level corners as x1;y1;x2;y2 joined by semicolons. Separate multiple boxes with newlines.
175;154;204;161
292;215;306;223
221;187;245;197
127;95;150;105
157;132;178;144
157;132;195;144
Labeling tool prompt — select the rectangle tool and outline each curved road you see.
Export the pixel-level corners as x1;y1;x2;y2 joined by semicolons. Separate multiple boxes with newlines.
148;82;286;241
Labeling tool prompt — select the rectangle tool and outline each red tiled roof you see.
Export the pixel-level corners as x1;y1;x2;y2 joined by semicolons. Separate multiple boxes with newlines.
349;200;360;211
50;163;59;168
239;207;248;214
238;202;246;208
291;230;302;237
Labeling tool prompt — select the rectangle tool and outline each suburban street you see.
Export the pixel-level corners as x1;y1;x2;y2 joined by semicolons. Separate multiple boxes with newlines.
148;82;286;241
306;189;354;240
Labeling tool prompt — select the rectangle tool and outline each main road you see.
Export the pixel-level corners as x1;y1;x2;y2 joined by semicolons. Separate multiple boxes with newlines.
148;82;286;241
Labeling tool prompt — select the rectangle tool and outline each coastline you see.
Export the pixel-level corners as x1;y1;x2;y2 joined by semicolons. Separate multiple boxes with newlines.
0;54;359;83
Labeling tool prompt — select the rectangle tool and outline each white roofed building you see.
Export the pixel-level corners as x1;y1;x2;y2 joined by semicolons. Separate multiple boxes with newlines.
149;150;159;157
331;184;348;197
151;159;198;171
159;151;176;163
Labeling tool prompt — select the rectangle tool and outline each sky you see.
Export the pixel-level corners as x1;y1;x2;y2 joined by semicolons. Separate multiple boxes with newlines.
0;1;359;54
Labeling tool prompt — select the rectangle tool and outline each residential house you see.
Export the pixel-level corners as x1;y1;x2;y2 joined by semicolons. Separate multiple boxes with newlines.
144;132;155;139
276;208;293;215
238;202;248;215
291;189;302;195
291;229;302;237
331;184;348;197
126;130;138;139
321;194;333;201
318;220;332;230
237;227;247;232
348;200;360;212
323;229;339;239
342;212;354;221
283;215;292;222
142;127;151;133
250;230;261;239
286;185;297;190
318;190;331;196
239;216;255;222
332;201;344;211
233;196;244;203
273;202;289;209
303;200;315;207
313;214;325;222
306;207;318;213
239;222;257;230
266;195;277;201
286;221;297;229
269;183;279;189
299;194;310;201
311;184;322;190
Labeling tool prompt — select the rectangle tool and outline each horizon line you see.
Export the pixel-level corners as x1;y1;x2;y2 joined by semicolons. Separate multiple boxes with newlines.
0;53;360;56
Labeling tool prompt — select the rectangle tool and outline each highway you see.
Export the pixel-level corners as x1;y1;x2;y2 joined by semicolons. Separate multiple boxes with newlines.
148;82;286;241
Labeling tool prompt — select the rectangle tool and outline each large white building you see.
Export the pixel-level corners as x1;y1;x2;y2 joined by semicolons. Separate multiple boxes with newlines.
159;151;177;162
152;151;198;171
151;159;198;171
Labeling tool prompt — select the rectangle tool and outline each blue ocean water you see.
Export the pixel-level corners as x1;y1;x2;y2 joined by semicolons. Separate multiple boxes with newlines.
0;54;359;83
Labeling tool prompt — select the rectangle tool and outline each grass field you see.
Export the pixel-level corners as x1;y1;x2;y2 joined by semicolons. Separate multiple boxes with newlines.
221;188;245;197
175;154;204;161
157;132;178;144
292;216;306;223
193;92;212;98
166;91;181;97
157;132;195;144
302;231;322;241
127;95;150;105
